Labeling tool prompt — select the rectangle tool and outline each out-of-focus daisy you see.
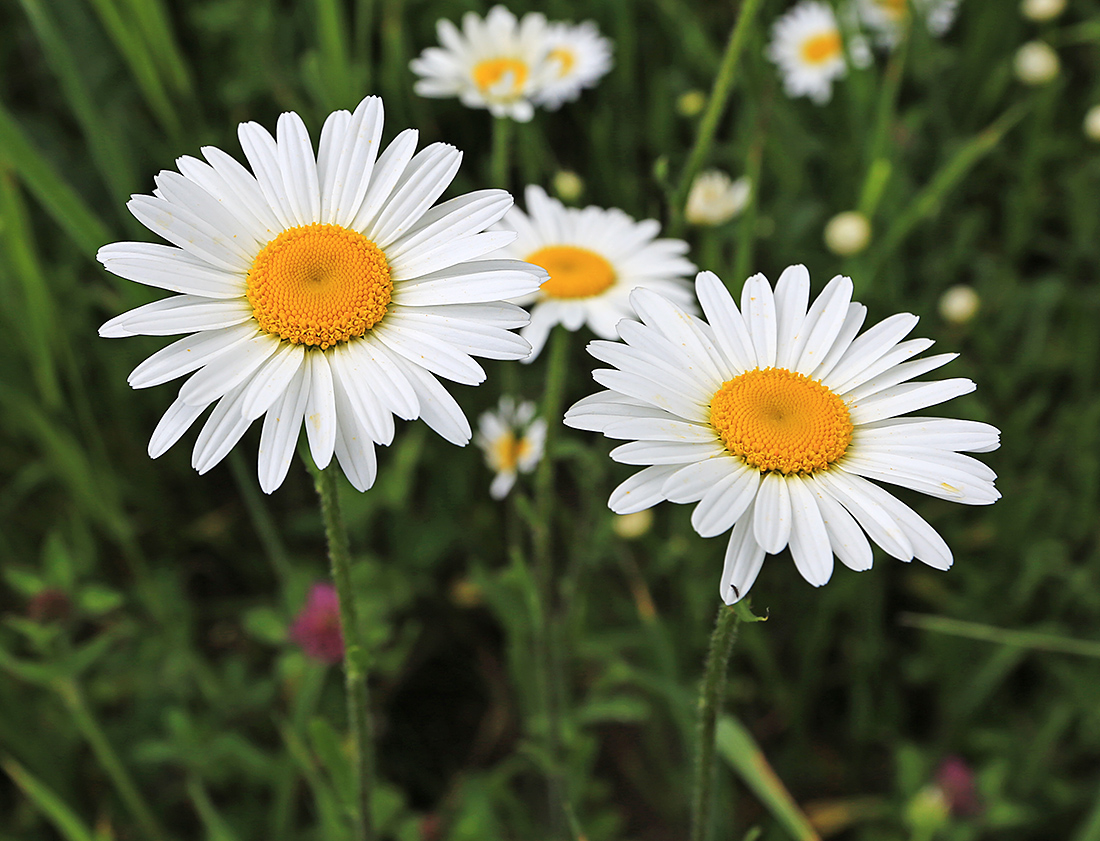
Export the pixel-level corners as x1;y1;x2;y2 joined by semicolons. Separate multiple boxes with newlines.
1014;40;1060;85
99;95;544;493
685;170;752;227
823;210;872;255
565;266;1000;603
1084;105;1100;141
767;1;848;105
290;583;343;664
410;6;554;122
852;0;960;47
1021;0;1066;21
495;185;695;360
533;20;613;110
938;285;980;325
475;396;546;499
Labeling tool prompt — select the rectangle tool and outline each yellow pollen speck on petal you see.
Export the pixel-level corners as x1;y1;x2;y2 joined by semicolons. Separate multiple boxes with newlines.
490;431;531;473
246;223;392;349
549;47;576;77
527;245;616;300
710;367;853;475
800;31;842;65
473;58;529;94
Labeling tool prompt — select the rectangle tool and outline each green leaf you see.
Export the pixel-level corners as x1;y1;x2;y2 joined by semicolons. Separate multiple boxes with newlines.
308;716;355;818
1;756;97;841
242;606;287;646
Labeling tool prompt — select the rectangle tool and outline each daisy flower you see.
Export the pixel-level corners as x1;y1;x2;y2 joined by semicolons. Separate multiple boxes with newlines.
410;5;555;122
685;170;752;227
851;0;960;48
565;266;1000;603
495;185;696;360
533;20;613;110
98;95;545;493
767;0;848;105
475;396;547;499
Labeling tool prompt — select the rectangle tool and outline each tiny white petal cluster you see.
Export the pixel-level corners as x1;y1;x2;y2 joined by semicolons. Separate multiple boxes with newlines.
848;0;960;50
685;171;752;227
98;96;546;493
768;1;849;105
410;6;612;122
475;396;547;499
566;266;1000;603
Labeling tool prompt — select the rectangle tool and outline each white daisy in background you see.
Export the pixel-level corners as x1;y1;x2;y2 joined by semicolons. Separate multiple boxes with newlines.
565;266;1000;603
475;396;547;499
495;185;696;360
98;95;545;494
533;20;613;110
685;170;752;227
410;5;556;122
850;0;960;48
767;1;848;105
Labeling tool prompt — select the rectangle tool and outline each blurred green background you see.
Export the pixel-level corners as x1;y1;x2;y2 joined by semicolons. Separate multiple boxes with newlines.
1;0;1099;838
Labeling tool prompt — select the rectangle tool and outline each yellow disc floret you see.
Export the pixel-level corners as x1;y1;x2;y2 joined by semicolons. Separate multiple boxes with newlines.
489;430;532;473
246;223;392;349
473;58;529;94
800;31;843;65
710;367;853;475
549;47;576;77
526;245;616;299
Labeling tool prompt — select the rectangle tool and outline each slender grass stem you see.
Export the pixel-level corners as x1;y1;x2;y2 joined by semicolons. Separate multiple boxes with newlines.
312;463;375;841
690;604;742;841
669;0;766;238
54;676;169;841
490;116;514;190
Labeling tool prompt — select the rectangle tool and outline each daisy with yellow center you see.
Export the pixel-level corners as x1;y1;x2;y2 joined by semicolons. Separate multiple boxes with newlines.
850;0;960;48
533;20;614;110
475;396;547;499
98;95;545;493
565;266;1000;603
409;5;556;122
767;0;849;104
495;185;696;360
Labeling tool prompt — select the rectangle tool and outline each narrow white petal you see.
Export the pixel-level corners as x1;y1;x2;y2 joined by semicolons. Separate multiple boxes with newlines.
385;351;472;445
275;111;321;226
322;96;384;227
240;342;306;420
832;338;936;396
373;321;486;385
793;275;852;375
341;338;419;420
741;273;777;368
610;440;726;465
616;319;725;392
127;195;252;273
257;360;311;493
153;169;263;251
608;465;680;514
588;337;716;398
695;271;757;375
822;313;918;392
238;121;296;229
100;296;253;338
394;259;543;305
97;242;245;299
391;231;519;281
332;375;379;492
601;417;716;443
200;144;284;236
349;128;419;235
841;449;999;504
849;378;976;425
330;344;395;445
855;417;1000;453
753;472;792;554
564;391;678;432
662;455;742;503
807;477;874;571
370;144;462;247
690;463;761;538
843;352;957;403
386;190;512;264
809;303;867;381
148;394;209;458
304;351;337;469
382;309;530;361
178;333;281;406
627;289;726;385
814;469;913;561
786;476;834;587
773;264;809;369
128;323;259;388
192;383;255;474
720;504;767;604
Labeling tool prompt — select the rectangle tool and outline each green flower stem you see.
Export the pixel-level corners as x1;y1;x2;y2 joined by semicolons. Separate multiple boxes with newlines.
54;676;170;841
669;0;766;238
490;115;514;190
313;462;375;841
690;604;743;841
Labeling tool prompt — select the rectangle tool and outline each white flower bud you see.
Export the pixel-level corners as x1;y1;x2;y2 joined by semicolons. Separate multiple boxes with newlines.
1014;41;1059;85
938;285;980;325
612;510;654;540
1083;105;1100;142
677;90;707;118
685;171;752;226
823;211;871;256
552;170;584;203
1020;0;1066;21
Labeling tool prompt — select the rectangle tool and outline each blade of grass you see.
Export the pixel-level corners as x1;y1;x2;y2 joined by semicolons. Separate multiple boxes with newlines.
1;756;98;841
186;777;241;841
899;613;1100;658
311;0;358;112
0;99;110;256
117;0;194;98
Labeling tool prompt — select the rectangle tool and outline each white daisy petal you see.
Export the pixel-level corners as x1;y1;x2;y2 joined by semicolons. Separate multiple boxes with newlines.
193;383;255;474
849;378;975;425
330;344;395;445
695;271;758;374
627;289;726;385
855;417;1000;453
199;145;285;237
807;477;874;571
386;190;512;265
257;360;312;493
240;342;306;421
154;169;263;251
773;264;810;369
753;471;792;554
843;352;957;402
237;120;296;229
100;296;253;338
349;128;419;234
608;465;682;514
810;302;867;381
385;352;472;445
127;195;252;273
369;143;462;247
786;476;834;587
741;273;778;368
275;110;322;226
178;332;281;406
592;368;709;421
814;469;914;561
394;258;542;304
690;464;761;538
793;275;852;375
840;449;1000;504
382;309;530;360
128;323;259;389
373;321;486;385
332;367;379;492
662;455;743;503
833;338;937;396
822;312;919;392
322;95;384;226
564;390;677;432
719;505;767;604
97;242;246;299
341;337;420;420
601;417;716;443
611;439;727;466
149;394;209;459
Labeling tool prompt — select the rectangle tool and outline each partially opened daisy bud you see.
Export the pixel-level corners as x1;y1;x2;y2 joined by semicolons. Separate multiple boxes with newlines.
824;210;871;256
410;6;554;122
767;1;848;105
533;19;613;110
565;266;1000;604
98;95;545;493
495;185;696;360
685;171;752;227
475;396;546;499
1014;41;1060;85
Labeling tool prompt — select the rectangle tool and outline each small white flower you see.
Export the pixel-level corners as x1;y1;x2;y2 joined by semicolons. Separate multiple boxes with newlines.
1021;0;1065;22
566;266;1000;603
475;396;546;499
1084;105;1100;141
98;96;545;493
533;20;613;110
495;185;696;360
1014;40;1060;85
852;0;960;48
409;6;555;122
768;1;848;105
824;211;872;256
938;286;980;325
685;171;752;227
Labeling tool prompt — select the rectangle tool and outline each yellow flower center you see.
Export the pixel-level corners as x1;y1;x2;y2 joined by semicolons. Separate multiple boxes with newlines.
473;58;529;94
800;31;843;65
490;431;531;473
246;223;391;349
710;367;853;475
526;245;616;300
549;47;576;77
875;0;909;20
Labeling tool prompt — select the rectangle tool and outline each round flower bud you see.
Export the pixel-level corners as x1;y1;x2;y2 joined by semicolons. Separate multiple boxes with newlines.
938;285;980;325
677;90;707;118
612;509;654;540
1014;41;1059;85
1083;105;1100;142
823;211;871;256
1020;0;1066;21
685;170;751;226
552;170;584;203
